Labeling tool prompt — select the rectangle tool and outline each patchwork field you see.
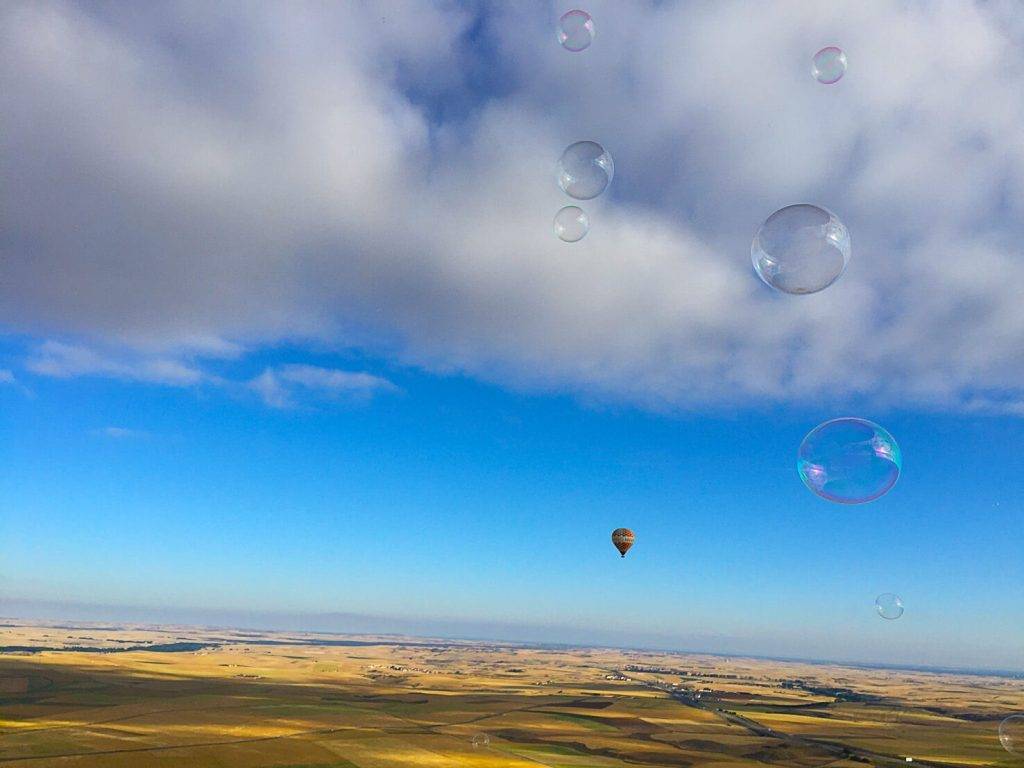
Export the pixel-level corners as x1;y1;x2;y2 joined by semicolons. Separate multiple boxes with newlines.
0;622;1020;767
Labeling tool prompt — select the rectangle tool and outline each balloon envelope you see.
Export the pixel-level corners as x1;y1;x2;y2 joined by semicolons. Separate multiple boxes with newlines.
611;528;635;558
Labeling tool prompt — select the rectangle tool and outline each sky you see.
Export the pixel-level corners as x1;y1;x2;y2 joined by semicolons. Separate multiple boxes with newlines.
1;0;1023;670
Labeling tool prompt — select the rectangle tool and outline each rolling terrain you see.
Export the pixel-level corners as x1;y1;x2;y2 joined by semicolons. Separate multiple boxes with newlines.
0;622;1020;767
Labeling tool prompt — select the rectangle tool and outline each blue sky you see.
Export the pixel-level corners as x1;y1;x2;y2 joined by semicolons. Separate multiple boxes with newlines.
2;338;1022;669
2;0;1024;669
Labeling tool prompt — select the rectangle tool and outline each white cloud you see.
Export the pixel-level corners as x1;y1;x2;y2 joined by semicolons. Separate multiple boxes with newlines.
2;1;1024;412
248;364;396;409
0;369;15;385
248;369;291;409
277;364;396;394
22;341;393;410
26;342;205;386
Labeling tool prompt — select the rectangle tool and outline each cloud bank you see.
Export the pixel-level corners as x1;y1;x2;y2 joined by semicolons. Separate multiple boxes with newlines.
3;0;1024;412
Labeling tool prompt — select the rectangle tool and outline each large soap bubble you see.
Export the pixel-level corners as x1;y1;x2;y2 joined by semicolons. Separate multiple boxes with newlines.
1001;715;1024;755
558;9;594;52
554;206;589;242
812;46;848;84
798;418;901;504
557;141;613;200
752;204;850;294
875;593;904;620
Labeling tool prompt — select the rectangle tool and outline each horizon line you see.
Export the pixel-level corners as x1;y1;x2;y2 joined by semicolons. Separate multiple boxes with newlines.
2;598;1021;679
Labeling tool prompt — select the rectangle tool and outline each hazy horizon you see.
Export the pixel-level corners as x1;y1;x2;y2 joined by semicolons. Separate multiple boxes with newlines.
4;596;1022;675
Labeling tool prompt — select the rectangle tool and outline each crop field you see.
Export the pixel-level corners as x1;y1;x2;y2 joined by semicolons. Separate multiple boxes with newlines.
0;623;1020;767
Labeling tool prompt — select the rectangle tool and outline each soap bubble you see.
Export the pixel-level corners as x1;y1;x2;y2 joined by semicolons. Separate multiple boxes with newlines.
471;733;490;749
875;593;904;620
812;46;847;84
558;9;594;52
552;205;593;241
554;206;589;242
1001;715;1024;755
798;418;901;504
557;141;614;200
752;204;850;294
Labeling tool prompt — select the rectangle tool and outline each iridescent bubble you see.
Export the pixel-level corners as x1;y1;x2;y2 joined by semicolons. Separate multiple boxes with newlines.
553;206;589;242
558;9;594;52
798;418;901;504
875;593;904;620
557;141;613;200
1001;714;1024;755
752;204;850;294
471;733;491;749
812;46;847;84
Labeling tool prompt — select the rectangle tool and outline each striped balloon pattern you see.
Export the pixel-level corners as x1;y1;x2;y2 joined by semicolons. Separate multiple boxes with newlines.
611;528;635;558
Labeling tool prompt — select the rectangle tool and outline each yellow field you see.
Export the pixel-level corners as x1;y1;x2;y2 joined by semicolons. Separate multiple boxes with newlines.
0;623;1020;767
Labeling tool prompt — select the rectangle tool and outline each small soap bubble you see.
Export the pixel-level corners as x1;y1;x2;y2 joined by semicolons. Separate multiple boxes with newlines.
798;418;900;504
875;593;905;621
471;733;490;749
557;141;613;200
558;9;594;52
752;204;850;294
554;206;589;242
884;708;904;725
813;46;847;84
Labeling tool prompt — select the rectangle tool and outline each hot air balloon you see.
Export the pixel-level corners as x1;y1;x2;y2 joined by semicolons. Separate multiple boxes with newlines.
611;528;635;558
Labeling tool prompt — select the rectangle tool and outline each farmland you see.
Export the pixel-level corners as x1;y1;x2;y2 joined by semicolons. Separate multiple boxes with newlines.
0;622;1020;767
